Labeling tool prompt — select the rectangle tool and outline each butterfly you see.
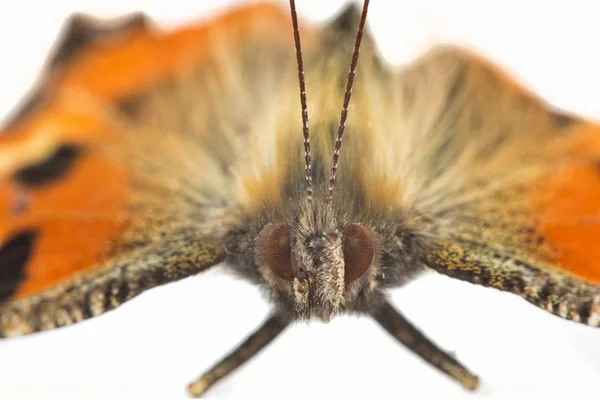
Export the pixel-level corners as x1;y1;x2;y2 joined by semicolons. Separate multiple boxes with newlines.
1;0;600;397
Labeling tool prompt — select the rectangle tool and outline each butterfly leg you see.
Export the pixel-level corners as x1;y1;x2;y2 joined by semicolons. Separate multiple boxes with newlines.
187;312;289;397
371;300;479;390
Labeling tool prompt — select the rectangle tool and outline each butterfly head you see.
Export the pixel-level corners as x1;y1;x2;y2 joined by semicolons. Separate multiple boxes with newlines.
257;209;376;321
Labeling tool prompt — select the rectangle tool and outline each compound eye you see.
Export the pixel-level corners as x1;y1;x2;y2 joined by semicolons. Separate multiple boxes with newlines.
264;223;294;280
342;224;374;282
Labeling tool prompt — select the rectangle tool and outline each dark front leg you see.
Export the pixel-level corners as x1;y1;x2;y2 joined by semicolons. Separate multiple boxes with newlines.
372;300;479;390
188;312;290;397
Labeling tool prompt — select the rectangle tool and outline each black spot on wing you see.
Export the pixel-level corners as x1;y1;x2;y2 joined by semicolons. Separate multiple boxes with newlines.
0;230;37;303
14;144;82;188
49;12;149;69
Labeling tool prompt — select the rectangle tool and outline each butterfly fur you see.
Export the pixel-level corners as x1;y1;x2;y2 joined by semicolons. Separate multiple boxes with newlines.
1;3;600;338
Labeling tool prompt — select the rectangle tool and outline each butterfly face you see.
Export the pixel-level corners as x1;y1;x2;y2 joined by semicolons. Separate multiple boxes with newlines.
257;212;375;321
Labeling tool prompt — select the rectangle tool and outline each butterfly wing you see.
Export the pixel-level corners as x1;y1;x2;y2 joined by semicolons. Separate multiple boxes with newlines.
0;3;308;337
401;46;600;325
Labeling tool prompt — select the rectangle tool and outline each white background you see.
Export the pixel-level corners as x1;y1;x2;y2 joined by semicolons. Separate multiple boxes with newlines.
0;1;600;399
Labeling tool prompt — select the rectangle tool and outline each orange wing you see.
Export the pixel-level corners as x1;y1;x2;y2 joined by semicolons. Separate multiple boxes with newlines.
0;3;310;325
533;123;600;284
402;46;600;325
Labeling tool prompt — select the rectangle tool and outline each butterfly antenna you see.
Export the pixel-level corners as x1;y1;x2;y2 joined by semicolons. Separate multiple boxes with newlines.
289;0;313;203
327;0;370;206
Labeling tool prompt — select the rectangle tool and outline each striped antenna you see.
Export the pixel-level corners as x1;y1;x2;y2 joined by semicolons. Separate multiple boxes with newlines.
326;0;370;206
289;0;313;203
